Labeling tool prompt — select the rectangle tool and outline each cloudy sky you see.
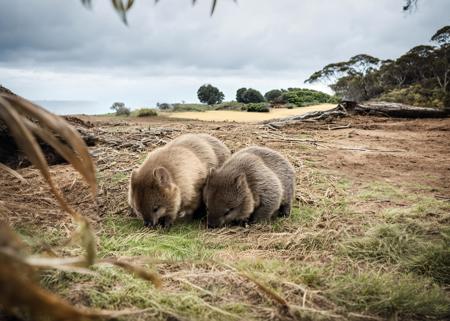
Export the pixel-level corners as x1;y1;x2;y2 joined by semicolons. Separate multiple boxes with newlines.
1;0;449;114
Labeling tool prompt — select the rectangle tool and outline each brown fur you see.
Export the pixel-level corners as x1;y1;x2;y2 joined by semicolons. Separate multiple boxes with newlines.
204;146;295;227
129;134;230;227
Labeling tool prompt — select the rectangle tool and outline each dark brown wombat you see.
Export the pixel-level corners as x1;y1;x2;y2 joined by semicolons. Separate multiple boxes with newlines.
204;146;295;227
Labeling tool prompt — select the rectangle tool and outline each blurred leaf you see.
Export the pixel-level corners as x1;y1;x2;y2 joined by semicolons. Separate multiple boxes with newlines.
108;260;162;288
82;0;238;23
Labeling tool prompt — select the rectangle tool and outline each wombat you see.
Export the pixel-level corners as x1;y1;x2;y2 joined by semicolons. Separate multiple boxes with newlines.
129;134;231;227
204;146;295;227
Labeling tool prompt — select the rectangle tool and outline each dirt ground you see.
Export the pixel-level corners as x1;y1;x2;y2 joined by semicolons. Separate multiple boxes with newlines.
164;104;335;122
1;114;449;321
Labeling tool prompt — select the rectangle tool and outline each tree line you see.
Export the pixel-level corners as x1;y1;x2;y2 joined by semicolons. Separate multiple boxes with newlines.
197;84;337;106
305;26;450;108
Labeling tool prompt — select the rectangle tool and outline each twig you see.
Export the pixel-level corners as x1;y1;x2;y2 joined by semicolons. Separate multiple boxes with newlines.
328;123;351;130
337;147;405;153
0;163;28;184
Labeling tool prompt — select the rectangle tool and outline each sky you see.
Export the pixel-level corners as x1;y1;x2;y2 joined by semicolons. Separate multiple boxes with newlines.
1;0;449;114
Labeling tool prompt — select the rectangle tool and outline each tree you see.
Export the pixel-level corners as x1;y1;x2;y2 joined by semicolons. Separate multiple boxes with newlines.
236;88;247;103
110;102;130;116
242;88;265;103
264;89;283;103
158;103;173;110
431;26;450;46
236;88;265;103
197;84;224;105
306;54;381;101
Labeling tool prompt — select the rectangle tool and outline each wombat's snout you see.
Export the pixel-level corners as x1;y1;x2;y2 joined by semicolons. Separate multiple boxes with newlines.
143;219;151;227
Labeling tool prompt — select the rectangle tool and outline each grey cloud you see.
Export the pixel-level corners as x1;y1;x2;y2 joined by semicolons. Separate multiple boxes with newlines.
1;0;449;113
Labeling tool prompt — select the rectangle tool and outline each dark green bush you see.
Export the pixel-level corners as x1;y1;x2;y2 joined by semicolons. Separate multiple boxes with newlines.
264;89;283;103
246;103;271;112
236;88;265;103
243;88;265;103
281;88;334;107
197;84;224;105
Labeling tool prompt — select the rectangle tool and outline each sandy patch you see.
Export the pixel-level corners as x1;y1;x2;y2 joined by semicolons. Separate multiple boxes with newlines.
164;104;335;122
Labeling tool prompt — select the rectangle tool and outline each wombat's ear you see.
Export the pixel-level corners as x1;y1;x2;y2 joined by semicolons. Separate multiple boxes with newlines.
235;173;246;188
153;167;171;187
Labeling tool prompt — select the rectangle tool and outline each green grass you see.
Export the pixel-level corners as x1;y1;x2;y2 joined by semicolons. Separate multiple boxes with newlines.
99;216;214;260
329;272;450;319
358;181;406;202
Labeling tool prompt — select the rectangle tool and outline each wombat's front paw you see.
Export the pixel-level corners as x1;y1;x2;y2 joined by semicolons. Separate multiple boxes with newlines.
158;216;173;229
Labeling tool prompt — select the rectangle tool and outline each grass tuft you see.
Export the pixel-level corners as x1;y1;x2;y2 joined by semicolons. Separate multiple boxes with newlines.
329;272;450;319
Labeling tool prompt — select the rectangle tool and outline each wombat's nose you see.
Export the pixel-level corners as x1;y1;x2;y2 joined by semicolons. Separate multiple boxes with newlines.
143;220;151;227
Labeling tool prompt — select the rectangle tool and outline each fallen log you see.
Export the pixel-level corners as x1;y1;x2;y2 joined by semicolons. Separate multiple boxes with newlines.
264;101;449;128
352;101;450;118
264;105;348;129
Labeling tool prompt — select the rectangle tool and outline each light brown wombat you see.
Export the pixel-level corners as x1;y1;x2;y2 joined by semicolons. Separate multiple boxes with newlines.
129;133;230;227
204;146;295;227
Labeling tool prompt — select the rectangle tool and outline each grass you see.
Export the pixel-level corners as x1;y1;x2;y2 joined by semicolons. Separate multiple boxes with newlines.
171;103;213;112
14;171;450;321
329;272;449;319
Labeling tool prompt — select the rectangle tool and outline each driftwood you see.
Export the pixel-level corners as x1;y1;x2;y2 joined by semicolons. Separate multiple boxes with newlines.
264;105;348;129
265;101;450;128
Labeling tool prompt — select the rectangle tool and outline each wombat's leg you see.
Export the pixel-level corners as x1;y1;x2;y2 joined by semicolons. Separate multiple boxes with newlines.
278;202;292;217
250;203;278;223
279;183;295;217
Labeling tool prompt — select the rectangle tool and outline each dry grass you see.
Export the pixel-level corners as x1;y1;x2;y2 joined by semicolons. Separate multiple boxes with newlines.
1;113;449;320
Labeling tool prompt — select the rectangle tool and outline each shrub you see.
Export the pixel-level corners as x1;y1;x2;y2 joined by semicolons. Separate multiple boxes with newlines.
135;108;157;117
110;102;130;116
214;101;246;111
197;84;224;105
236;88;247;103
172;104;212;112
236;88;266;103
377;84;444;108
246;103;271;112
157;103;173;110
264;89;283;103
286;103;296;109
242;88;265;103
281;88;333;107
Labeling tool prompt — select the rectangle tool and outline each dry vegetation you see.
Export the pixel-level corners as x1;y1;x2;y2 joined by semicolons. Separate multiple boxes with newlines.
1;111;449;321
